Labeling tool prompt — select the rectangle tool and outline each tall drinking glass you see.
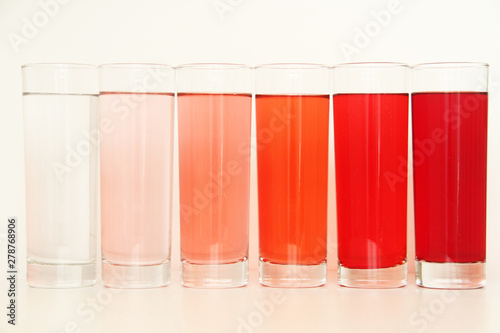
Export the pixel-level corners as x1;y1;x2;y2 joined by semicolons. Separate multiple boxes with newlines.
333;63;409;288
255;64;330;287
177;64;252;288
412;62;488;289
23;63;98;288
99;64;175;288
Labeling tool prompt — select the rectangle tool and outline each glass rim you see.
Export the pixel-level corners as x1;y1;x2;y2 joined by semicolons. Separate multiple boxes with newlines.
332;62;409;69
412;62;489;70
22;63;95;69
177;63;252;70
255;63;329;70
99;63;175;69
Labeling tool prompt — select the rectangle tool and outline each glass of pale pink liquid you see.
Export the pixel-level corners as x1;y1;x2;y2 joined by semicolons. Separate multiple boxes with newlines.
177;64;252;288
99;64;175;288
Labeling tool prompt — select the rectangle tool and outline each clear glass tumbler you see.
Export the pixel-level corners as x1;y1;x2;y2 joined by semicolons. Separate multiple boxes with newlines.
255;64;330;287
23;63;98;288
332;63;409;288
412;62;488;289
99;64;175;288
177;64;252;288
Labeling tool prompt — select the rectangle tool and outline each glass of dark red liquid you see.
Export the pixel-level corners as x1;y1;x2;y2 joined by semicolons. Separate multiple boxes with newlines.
333;63;409;288
255;64;330;287
412;62;488;289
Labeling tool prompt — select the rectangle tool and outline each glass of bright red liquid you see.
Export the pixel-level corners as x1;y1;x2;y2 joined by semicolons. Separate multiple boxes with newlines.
177;64;252;288
255;64;330;287
412;62;488;289
333;63;409;288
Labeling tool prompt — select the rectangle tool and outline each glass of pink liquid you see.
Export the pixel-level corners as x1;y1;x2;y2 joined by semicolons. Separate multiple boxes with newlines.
99;64;175;288
255;64;330;287
177;64;252;288
412;63;488;289
333;63;409;288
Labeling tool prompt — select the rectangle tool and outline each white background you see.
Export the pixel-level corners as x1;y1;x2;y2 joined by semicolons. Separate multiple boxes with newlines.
1;0;499;332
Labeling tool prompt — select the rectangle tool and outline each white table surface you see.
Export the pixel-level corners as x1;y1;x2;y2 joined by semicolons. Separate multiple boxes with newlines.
2;269;498;333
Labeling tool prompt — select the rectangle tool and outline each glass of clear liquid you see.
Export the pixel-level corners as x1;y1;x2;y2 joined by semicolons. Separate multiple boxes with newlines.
22;63;98;288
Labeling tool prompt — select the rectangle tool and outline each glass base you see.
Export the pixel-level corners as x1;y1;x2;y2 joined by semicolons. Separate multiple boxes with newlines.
416;260;486;289
27;261;96;288
181;258;248;288
102;260;170;288
338;262;407;288
259;260;326;288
